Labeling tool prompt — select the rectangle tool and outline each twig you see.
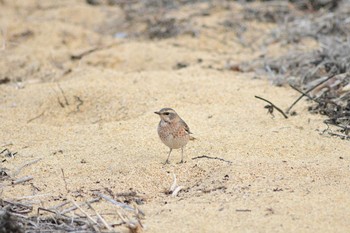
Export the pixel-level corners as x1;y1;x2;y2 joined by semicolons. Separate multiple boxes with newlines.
15;193;52;200
61;169;69;193
286;73;337;113
96;192;144;215
116;191;137;197
172;186;183;197
170;174;177;193
57;83;69;106
70;43;117;60
2;200;33;214
13;158;42;177
255;96;288;119
12;176;33;185
192;155;232;164
86;202;113;231
71;200;98;225
8;212;30;219
201;186;227;193
2;200;33;209
60;198;100;215
71;47;100;60
328;132;350;140
27;111;45;123
37;207;58;215
97;192;135;211
290;84;342;111
289;83;333;106
1;143;13;147
74;96;83;112
0;148;17;158
236;209;251;212
50;200;70;210
168;174;183;197
1;27;6;50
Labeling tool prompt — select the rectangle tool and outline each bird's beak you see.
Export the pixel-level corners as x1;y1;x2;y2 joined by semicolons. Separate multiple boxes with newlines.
154;111;160;115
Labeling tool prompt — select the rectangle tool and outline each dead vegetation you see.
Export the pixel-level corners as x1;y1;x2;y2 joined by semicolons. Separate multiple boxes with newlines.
1;0;349;231
0;196;144;233
0;155;144;232
232;0;350;140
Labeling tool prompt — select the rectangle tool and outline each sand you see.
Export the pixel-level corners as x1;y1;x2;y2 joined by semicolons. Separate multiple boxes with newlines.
0;1;349;232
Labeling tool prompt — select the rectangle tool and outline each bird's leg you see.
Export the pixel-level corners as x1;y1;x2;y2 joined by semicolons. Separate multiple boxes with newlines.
165;148;172;164
179;147;184;163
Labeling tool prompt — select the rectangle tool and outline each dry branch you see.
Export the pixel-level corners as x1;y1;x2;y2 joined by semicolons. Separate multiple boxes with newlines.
60;198;100;215
97;192;145;217
13;158;42;177
286;74;337;113
12;176;33;185
96;192;134;212
192;155;232;164
168;174;183;197
255;96;288;119
71;200;98;225
87;202;113;231
61;168;69;193
27;111;45;123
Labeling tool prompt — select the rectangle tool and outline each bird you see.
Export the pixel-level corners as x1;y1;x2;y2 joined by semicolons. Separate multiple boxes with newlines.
154;108;193;164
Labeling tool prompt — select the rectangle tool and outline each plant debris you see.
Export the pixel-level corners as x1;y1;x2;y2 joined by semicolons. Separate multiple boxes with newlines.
235;0;350;139
0;193;144;232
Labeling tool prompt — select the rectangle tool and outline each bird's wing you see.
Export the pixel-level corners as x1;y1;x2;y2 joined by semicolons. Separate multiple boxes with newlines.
182;120;192;135
181;119;196;140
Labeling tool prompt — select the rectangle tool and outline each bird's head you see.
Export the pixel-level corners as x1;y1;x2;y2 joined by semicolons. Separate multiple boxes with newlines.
154;108;179;122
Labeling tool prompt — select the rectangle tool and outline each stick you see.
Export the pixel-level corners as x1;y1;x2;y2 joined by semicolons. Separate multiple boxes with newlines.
1;143;13;147
87;202;113;231
286;73;337;113
0;148;17;157
60;198;100;215
170;174;177;192
2;200;33;213
168;174;183;197
13;158;42;177
70;43;118;60
115;191;137;197
74;96;83;112
37;207;58;215
8;212;30;219
50;200;70;210
288;84;322;104
328;132;350;140
57;83;69;106
192;155;232;164
15;193;52;200
12;176;33;185
255;96;288;119
71;47;100;60
1;27;6;50
172;186;183;197
96;192;139;213
27;111;45;123
71;200;98;225
2;200;33;209
96;192;134;211
61;169;69;193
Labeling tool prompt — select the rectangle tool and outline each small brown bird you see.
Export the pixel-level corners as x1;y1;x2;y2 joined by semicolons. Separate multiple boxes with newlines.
155;108;192;164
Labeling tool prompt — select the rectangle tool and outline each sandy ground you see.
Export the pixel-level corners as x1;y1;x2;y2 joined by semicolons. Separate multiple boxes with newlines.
1;1;349;232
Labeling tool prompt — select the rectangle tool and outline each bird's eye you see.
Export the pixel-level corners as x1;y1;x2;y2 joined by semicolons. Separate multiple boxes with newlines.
163;112;170;115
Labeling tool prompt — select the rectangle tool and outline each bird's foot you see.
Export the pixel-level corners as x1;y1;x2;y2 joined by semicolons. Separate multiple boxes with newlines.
163;159;170;165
